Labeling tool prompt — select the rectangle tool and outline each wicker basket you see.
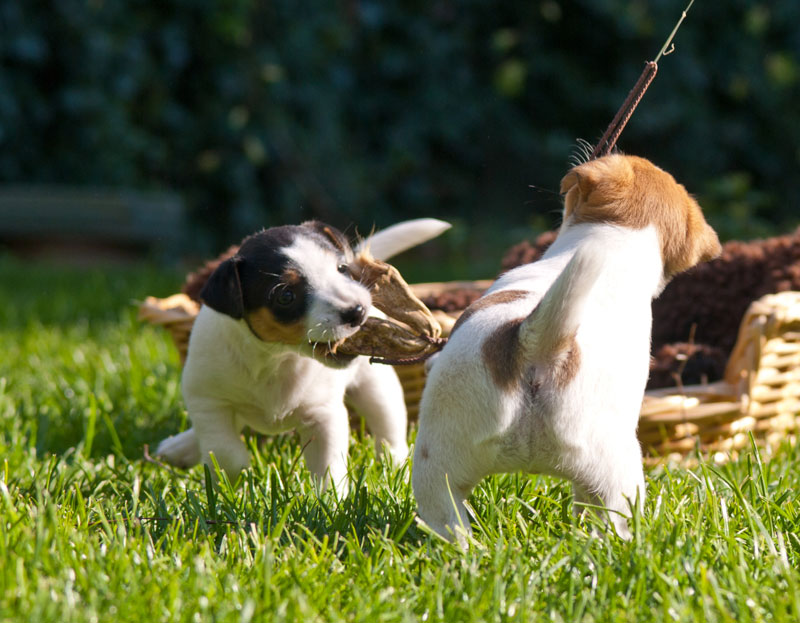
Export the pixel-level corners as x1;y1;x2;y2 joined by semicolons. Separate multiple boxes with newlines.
640;291;800;462
138;288;800;461
139;293;200;365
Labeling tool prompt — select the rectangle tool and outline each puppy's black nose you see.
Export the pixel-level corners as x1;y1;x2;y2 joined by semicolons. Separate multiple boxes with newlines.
341;304;366;328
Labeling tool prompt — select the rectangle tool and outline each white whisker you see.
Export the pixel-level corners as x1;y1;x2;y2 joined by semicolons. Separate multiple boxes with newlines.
569;138;596;168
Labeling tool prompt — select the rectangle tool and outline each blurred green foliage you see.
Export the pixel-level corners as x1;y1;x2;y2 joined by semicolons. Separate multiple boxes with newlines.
0;1;798;252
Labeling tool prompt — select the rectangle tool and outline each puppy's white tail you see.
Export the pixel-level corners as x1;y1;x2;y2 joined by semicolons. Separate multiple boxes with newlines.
155;428;201;468
519;238;606;360
357;218;451;261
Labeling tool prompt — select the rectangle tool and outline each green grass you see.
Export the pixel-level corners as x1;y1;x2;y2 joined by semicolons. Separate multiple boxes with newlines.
2;256;800;622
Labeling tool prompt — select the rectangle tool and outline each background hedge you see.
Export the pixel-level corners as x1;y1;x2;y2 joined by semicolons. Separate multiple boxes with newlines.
1;0;798;254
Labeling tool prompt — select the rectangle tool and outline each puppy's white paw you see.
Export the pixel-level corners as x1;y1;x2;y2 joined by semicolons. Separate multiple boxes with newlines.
155;429;201;468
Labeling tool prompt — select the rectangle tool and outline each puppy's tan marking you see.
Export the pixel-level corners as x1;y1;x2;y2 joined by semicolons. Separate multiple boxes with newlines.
245;308;306;345
560;154;721;277
282;268;303;285
481;317;525;391
451;290;528;335
517;302;579;388
321;225;349;253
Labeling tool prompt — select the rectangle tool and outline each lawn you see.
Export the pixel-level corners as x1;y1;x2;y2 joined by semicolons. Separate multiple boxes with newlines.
1;256;799;623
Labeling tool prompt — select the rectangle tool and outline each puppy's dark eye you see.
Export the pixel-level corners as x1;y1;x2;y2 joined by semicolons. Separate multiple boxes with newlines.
276;289;295;306
337;263;350;275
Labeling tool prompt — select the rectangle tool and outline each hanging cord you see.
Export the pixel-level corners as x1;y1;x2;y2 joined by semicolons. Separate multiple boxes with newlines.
590;0;695;159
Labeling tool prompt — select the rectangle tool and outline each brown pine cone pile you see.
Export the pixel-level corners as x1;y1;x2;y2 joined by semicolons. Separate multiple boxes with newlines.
647;342;728;389
652;228;800;358
499;230;558;273
419;288;483;314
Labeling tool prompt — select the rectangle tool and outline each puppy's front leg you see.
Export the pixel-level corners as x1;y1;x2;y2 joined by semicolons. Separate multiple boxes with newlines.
346;362;408;466
191;408;250;480
298;404;351;496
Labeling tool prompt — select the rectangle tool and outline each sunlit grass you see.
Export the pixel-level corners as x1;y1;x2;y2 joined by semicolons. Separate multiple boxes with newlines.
1;257;799;622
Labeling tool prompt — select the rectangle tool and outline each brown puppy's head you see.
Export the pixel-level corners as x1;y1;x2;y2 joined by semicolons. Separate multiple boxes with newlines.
200;221;370;363
559;154;721;279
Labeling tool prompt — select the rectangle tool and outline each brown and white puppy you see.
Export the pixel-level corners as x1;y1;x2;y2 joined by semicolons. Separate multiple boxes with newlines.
412;155;720;541
157;219;450;493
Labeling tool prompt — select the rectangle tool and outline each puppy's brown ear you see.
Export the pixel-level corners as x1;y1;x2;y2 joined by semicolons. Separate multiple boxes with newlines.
698;222;722;264
559;171;580;195
560;171;595;195
200;256;245;319
560;171;586;218
559;167;602;208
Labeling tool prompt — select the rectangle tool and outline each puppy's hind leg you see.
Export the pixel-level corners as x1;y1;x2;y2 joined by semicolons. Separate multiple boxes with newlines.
602;441;646;540
570;437;645;540
156;428;201;468
346;362;408;466
412;441;474;545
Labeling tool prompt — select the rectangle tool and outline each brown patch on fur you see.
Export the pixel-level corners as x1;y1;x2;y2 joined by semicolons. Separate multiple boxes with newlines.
559;154;721;279
418;444;429;460
282;268;302;285
481;317;524;391
553;337;581;388
245;307;306;344
320;224;348;253
451;290;528;335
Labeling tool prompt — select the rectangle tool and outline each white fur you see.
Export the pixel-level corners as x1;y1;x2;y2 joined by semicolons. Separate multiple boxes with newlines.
157;220;449;493
413;222;664;541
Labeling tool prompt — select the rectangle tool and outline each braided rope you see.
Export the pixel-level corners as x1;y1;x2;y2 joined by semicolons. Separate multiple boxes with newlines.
590;0;694;159
591;61;658;159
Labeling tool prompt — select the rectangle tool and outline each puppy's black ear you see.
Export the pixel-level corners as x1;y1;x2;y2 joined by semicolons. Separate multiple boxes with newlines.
200;256;245;319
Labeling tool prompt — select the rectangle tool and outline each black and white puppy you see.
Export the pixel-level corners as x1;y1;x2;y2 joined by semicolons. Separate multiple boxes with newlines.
157;219;449;493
